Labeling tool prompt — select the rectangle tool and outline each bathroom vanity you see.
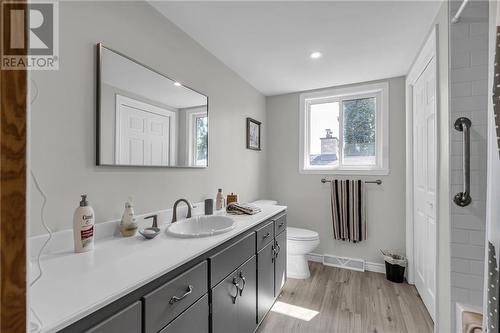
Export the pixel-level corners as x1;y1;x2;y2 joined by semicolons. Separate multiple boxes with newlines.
30;205;286;333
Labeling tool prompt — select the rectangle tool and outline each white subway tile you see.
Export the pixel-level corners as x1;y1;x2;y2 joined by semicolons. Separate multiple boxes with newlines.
471;80;487;96
469;260;485;275
451;24;470;40
451;96;488;113
471;50;488;67
451;272;484;290
451;66;488;82
451;82;472;97
452;228;470;244
451;286;470;302
469;230;486;246
469;22;488;36
452;215;485;231
452;258;471;274
469;290;484;306
451;52;470;69
451;244;486;260
452;35;488;53
451;200;487;217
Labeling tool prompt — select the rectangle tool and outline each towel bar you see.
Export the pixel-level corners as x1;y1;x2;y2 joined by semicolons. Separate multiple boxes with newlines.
321;178;382;185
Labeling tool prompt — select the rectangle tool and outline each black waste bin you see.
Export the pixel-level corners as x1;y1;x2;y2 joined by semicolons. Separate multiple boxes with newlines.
385;261;405;283
381;250;407;283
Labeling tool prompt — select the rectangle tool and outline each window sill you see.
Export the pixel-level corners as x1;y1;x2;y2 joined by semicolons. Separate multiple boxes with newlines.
299;168;390;176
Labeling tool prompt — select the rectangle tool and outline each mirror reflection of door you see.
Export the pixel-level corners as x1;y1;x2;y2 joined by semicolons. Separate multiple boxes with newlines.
115;95;176;166
97;44;208;167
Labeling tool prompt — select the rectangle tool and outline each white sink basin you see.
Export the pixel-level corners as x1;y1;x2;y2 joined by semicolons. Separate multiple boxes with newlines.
167;215;235;238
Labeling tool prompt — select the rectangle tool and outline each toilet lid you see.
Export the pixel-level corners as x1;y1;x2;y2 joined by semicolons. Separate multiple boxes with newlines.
287;227;319;241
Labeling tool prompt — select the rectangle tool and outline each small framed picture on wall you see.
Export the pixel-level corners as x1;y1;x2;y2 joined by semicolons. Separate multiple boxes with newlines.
246;117;261;151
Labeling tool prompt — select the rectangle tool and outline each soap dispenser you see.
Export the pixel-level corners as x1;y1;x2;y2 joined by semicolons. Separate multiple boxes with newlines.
73;194;95;253
120;197;138;237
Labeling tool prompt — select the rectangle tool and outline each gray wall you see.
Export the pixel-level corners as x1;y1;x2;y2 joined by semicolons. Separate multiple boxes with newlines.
266;77;406;264
449;0;489;328
29;1;267;235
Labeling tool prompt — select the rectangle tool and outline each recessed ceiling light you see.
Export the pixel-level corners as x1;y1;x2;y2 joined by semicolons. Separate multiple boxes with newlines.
310;52;322;59
173;82;182;87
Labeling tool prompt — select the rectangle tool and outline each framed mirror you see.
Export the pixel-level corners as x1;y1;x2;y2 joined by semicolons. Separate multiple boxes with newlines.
96;43;208;168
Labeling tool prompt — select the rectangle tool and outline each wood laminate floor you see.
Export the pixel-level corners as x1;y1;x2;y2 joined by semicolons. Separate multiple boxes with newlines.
257;262;433;333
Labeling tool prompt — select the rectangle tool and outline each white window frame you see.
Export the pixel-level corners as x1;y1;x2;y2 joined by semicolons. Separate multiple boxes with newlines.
186;108;208;166
299;82;389;175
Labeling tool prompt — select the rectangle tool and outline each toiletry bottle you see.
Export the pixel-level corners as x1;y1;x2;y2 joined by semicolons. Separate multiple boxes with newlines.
120;197;138;237
216;188;225;210
73;194;95;253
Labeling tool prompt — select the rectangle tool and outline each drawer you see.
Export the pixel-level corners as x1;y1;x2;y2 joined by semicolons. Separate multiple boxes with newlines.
159;294;209;333
86;301;141;333
274;214;287;236
209;232;255;287
143;261;208;333
255;221;274;252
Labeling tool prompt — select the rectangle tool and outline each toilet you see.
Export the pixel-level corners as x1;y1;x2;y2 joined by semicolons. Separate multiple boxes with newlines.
286;227;320;279
252;200;320;280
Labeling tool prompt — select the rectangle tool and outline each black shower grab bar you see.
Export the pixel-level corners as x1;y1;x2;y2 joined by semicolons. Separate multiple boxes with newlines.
453;117;472;207
321;178;382;185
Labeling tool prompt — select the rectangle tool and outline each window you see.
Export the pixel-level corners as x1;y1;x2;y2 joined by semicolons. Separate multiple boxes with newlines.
299;82;389;174
186;107;208;166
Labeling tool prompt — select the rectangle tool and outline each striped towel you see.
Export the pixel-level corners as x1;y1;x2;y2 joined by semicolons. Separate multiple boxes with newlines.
226;202;262;215
330;179;366;242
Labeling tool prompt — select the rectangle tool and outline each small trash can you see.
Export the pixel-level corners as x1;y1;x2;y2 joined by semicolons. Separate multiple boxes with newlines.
381;250;407;283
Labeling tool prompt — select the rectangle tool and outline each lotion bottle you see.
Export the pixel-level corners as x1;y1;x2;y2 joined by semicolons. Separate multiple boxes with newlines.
216;188;225;210
120;197;138;237
73;194;95;253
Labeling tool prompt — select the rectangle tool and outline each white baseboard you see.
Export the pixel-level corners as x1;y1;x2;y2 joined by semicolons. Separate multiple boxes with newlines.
306;253;386;274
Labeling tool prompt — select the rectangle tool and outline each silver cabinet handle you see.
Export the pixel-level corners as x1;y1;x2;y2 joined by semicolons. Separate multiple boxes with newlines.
169;285;193;304
237;272;246;296
263;232;270;239
231;277;239;304
453;117;472;207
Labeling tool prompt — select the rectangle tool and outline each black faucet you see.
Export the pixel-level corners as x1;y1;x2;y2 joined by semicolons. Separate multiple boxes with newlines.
171;199;193;223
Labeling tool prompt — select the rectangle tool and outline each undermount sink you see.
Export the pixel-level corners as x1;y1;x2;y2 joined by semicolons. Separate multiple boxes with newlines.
167;215;235;238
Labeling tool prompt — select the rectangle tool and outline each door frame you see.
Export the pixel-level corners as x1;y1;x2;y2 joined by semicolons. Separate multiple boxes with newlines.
405;26;438;317
0;0;28;331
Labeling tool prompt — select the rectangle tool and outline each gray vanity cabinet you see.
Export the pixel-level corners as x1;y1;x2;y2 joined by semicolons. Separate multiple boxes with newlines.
257;240;275;323
159;295;209;333
274;230;287;296
85;301;141;333
62;212;286;333
212;256;257;333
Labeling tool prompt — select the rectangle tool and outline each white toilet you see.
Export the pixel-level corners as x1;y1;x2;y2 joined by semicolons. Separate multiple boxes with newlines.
252;200;320;279
287;227;320;279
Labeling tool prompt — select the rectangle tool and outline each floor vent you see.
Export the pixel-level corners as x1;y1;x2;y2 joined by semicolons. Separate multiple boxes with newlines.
322;254;365;272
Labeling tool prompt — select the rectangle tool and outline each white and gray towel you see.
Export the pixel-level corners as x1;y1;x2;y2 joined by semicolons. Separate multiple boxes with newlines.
226;202;262;215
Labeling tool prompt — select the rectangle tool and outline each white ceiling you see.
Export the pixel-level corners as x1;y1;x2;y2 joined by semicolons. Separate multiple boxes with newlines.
151;1;442;96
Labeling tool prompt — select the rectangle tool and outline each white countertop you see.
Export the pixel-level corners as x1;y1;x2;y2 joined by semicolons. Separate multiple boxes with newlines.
30;204;286;333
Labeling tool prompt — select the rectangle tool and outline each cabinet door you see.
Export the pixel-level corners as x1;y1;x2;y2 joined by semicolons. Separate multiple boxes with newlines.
86;301;141;333
257;241;275;323
274;230;287;297
159;295;208;333
212;256;256;333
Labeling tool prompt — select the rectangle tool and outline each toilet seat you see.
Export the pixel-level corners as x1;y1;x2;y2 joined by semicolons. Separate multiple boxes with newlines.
287;227;319;241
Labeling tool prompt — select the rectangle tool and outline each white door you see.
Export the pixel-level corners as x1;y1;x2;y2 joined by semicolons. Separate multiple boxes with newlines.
115;95;176;166
412;56;437;320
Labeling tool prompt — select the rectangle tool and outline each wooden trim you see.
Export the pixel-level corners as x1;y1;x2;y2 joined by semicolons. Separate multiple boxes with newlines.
0;0;28;331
